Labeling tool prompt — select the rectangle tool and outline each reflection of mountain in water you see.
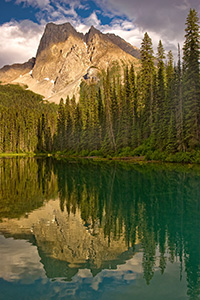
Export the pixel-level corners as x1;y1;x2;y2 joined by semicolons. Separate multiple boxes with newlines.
0;158;200;299
0;200;136;280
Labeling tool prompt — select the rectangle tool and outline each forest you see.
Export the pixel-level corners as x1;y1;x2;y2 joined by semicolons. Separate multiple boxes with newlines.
0;9;200;162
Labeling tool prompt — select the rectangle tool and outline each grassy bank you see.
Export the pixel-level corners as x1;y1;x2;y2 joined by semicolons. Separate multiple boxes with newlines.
0;152;35;157
52;147;200;164
1;148;200;164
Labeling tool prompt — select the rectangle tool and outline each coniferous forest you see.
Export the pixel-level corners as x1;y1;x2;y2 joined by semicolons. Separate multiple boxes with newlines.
1;9;200;162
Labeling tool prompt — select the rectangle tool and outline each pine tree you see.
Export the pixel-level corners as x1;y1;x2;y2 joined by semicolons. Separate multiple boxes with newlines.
65;96;73;151
96;87;105;144
88;83;101;150
175;44;184;151
110;77;119;141
182;8;200;149
117;66;132;148
73;103;82;152
57;98;66;151
102;69;116;152
166;50;174;111
139;32;155;141
165;50;177;151
129;64;138;147
156;40;166;148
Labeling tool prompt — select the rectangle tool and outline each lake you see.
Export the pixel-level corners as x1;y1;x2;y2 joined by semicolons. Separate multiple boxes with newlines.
0;157;199;300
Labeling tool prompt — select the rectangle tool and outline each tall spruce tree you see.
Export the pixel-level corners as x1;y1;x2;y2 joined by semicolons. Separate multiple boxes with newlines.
175;44;184;151
117;66;132;148
166;50;177;152
139;32;155;141
102;69;116;152
129;64;138;147
57;98;66;151
156;40;166;148
182;8;200;149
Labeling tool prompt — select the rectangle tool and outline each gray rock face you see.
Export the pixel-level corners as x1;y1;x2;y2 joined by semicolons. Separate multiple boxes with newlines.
85;25;105;43
106;33;141;59
36;22;84;57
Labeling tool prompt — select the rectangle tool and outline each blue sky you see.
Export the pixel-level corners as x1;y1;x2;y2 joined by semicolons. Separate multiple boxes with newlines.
0;0;119;26
0;0;200;68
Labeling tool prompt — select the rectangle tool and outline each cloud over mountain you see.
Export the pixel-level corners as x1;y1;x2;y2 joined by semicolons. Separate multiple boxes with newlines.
0;20;43;67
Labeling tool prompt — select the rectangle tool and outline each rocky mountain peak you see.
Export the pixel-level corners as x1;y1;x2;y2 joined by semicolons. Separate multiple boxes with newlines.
36;22;84;57
85;26;102;43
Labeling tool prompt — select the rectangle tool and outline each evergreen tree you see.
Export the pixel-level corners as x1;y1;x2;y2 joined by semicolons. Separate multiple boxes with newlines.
57;98;66;151
129;64;138;147
73;103;82;152
97;87;105;144
88;83;101;150
182;8;200;149
156;40;166;148
139;32;155;141
102;69;116;152
65;96;73;150
165;50;177;151
117;66;132;148
175;44;184;151
110;77;119;141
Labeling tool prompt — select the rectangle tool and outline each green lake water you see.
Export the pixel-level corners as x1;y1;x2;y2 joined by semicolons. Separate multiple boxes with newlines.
0;158;199;300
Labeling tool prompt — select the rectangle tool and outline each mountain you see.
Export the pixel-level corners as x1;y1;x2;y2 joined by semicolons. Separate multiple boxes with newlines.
0;23;140;104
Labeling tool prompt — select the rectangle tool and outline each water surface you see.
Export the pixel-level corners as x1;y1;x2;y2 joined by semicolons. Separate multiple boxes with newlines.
0;158;199;300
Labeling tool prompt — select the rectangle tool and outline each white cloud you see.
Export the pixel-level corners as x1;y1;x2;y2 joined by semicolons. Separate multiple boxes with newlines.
0;20;44;68
16;0;50;8
96;0;200;41
101;19;179;58
103;20;141;43
85;12;101;27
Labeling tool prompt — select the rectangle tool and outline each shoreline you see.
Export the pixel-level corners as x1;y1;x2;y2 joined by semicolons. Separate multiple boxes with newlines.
0;152;199;165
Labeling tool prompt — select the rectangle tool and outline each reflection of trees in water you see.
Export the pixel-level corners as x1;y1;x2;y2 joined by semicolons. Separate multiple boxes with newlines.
54;161;200;298
0;158;57;219
0;158;199;299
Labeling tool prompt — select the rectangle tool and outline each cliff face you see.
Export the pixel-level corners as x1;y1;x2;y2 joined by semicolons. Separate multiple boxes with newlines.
106;33;141;59
0;23;140;103
35;22;84;57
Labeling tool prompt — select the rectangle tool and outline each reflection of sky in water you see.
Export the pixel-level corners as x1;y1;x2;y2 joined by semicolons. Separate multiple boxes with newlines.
0;235;46;283
0;234;188;300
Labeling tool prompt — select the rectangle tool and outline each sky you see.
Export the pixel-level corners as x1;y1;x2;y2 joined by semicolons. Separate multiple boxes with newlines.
0;0;200;68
